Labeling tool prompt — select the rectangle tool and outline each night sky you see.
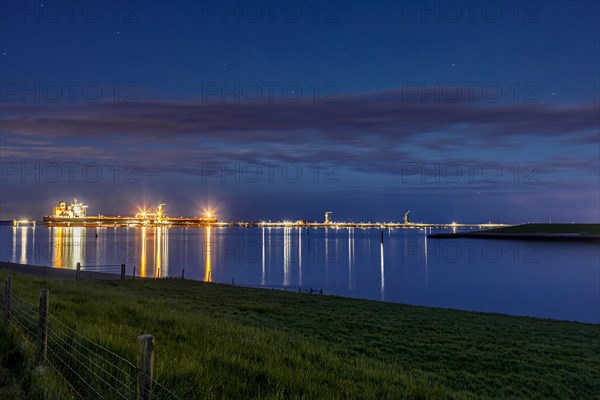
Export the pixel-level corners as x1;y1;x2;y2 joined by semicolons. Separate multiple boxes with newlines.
1;1;598;223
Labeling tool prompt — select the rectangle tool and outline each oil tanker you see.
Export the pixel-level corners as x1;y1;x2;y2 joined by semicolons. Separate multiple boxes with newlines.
43;198;218;228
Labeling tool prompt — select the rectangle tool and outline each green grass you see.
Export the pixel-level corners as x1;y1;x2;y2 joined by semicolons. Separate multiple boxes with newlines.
1;271;599;399
483;223;600;236
0;332;25;400
0;320;75;399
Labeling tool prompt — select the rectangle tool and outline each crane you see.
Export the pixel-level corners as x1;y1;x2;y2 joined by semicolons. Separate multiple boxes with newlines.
403;210;411;225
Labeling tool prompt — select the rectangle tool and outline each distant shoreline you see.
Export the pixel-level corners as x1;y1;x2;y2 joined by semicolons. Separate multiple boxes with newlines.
429;223;600;242
428;232;600;242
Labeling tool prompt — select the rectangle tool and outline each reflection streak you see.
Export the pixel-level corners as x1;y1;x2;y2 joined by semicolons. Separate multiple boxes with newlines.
261;227;265;285
72;227;84;268
380;241;385;301
348;228;355;290
283;227;291;286
204;226;212;282
155;228;161;277
53;227;63;268
424;230;429;287
140;227;147;277
11;227;16;263
298;228;302;286
20;227;27;264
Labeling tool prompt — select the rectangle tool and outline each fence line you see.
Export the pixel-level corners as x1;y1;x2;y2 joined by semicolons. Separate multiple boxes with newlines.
75;262;130;280
45;333;133;399
45;321;136;395
0;277;181;400
48;313;139;374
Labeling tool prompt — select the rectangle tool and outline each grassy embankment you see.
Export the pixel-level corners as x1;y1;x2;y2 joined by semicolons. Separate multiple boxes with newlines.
0;270;598;399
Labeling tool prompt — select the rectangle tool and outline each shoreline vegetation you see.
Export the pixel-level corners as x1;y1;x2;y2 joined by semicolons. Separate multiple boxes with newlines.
0;268;598;399
429;223;600;242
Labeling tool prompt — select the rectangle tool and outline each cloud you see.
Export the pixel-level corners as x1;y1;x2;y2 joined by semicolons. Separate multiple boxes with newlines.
2;88;598;140
1;88;598;180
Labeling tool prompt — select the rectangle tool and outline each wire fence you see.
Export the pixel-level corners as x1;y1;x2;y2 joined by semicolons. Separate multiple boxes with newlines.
75;263;135;281
0;277;181;400
80;264;124;274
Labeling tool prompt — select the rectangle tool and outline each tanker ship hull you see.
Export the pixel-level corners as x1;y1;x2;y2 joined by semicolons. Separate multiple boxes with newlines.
43;216;217;228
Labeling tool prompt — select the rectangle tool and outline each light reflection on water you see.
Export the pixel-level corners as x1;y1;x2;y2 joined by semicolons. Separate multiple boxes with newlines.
204;227;212;282
1;225;598;323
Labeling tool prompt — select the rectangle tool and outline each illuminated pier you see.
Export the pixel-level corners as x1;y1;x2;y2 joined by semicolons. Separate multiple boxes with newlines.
241;211;506;230
41;199;507;230
246;221;505;230
12;219;36;228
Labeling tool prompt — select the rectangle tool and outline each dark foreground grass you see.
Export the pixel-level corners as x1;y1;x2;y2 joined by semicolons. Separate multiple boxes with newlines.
0;271;598;399
0;318;74;399
0;332;25;399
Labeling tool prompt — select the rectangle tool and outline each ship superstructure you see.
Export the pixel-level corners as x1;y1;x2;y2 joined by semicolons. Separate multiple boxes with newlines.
53;198;88;219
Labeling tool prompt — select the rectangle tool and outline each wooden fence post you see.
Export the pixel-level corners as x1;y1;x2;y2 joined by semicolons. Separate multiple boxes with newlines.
137;334;154;400
121;264;126;280
38;289;49;363
181;269;185;280
76;262;81;280
132;266;136;280
4;277;11;326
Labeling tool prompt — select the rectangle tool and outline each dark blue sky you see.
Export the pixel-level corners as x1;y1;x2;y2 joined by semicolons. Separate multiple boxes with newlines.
1;0;599;223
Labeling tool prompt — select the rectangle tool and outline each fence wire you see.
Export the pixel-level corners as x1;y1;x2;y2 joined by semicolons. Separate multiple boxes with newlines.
1;282;182;400
80;264;124;273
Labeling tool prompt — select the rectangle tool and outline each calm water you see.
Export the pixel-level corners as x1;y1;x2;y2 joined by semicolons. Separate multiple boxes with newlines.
1;225;598;323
